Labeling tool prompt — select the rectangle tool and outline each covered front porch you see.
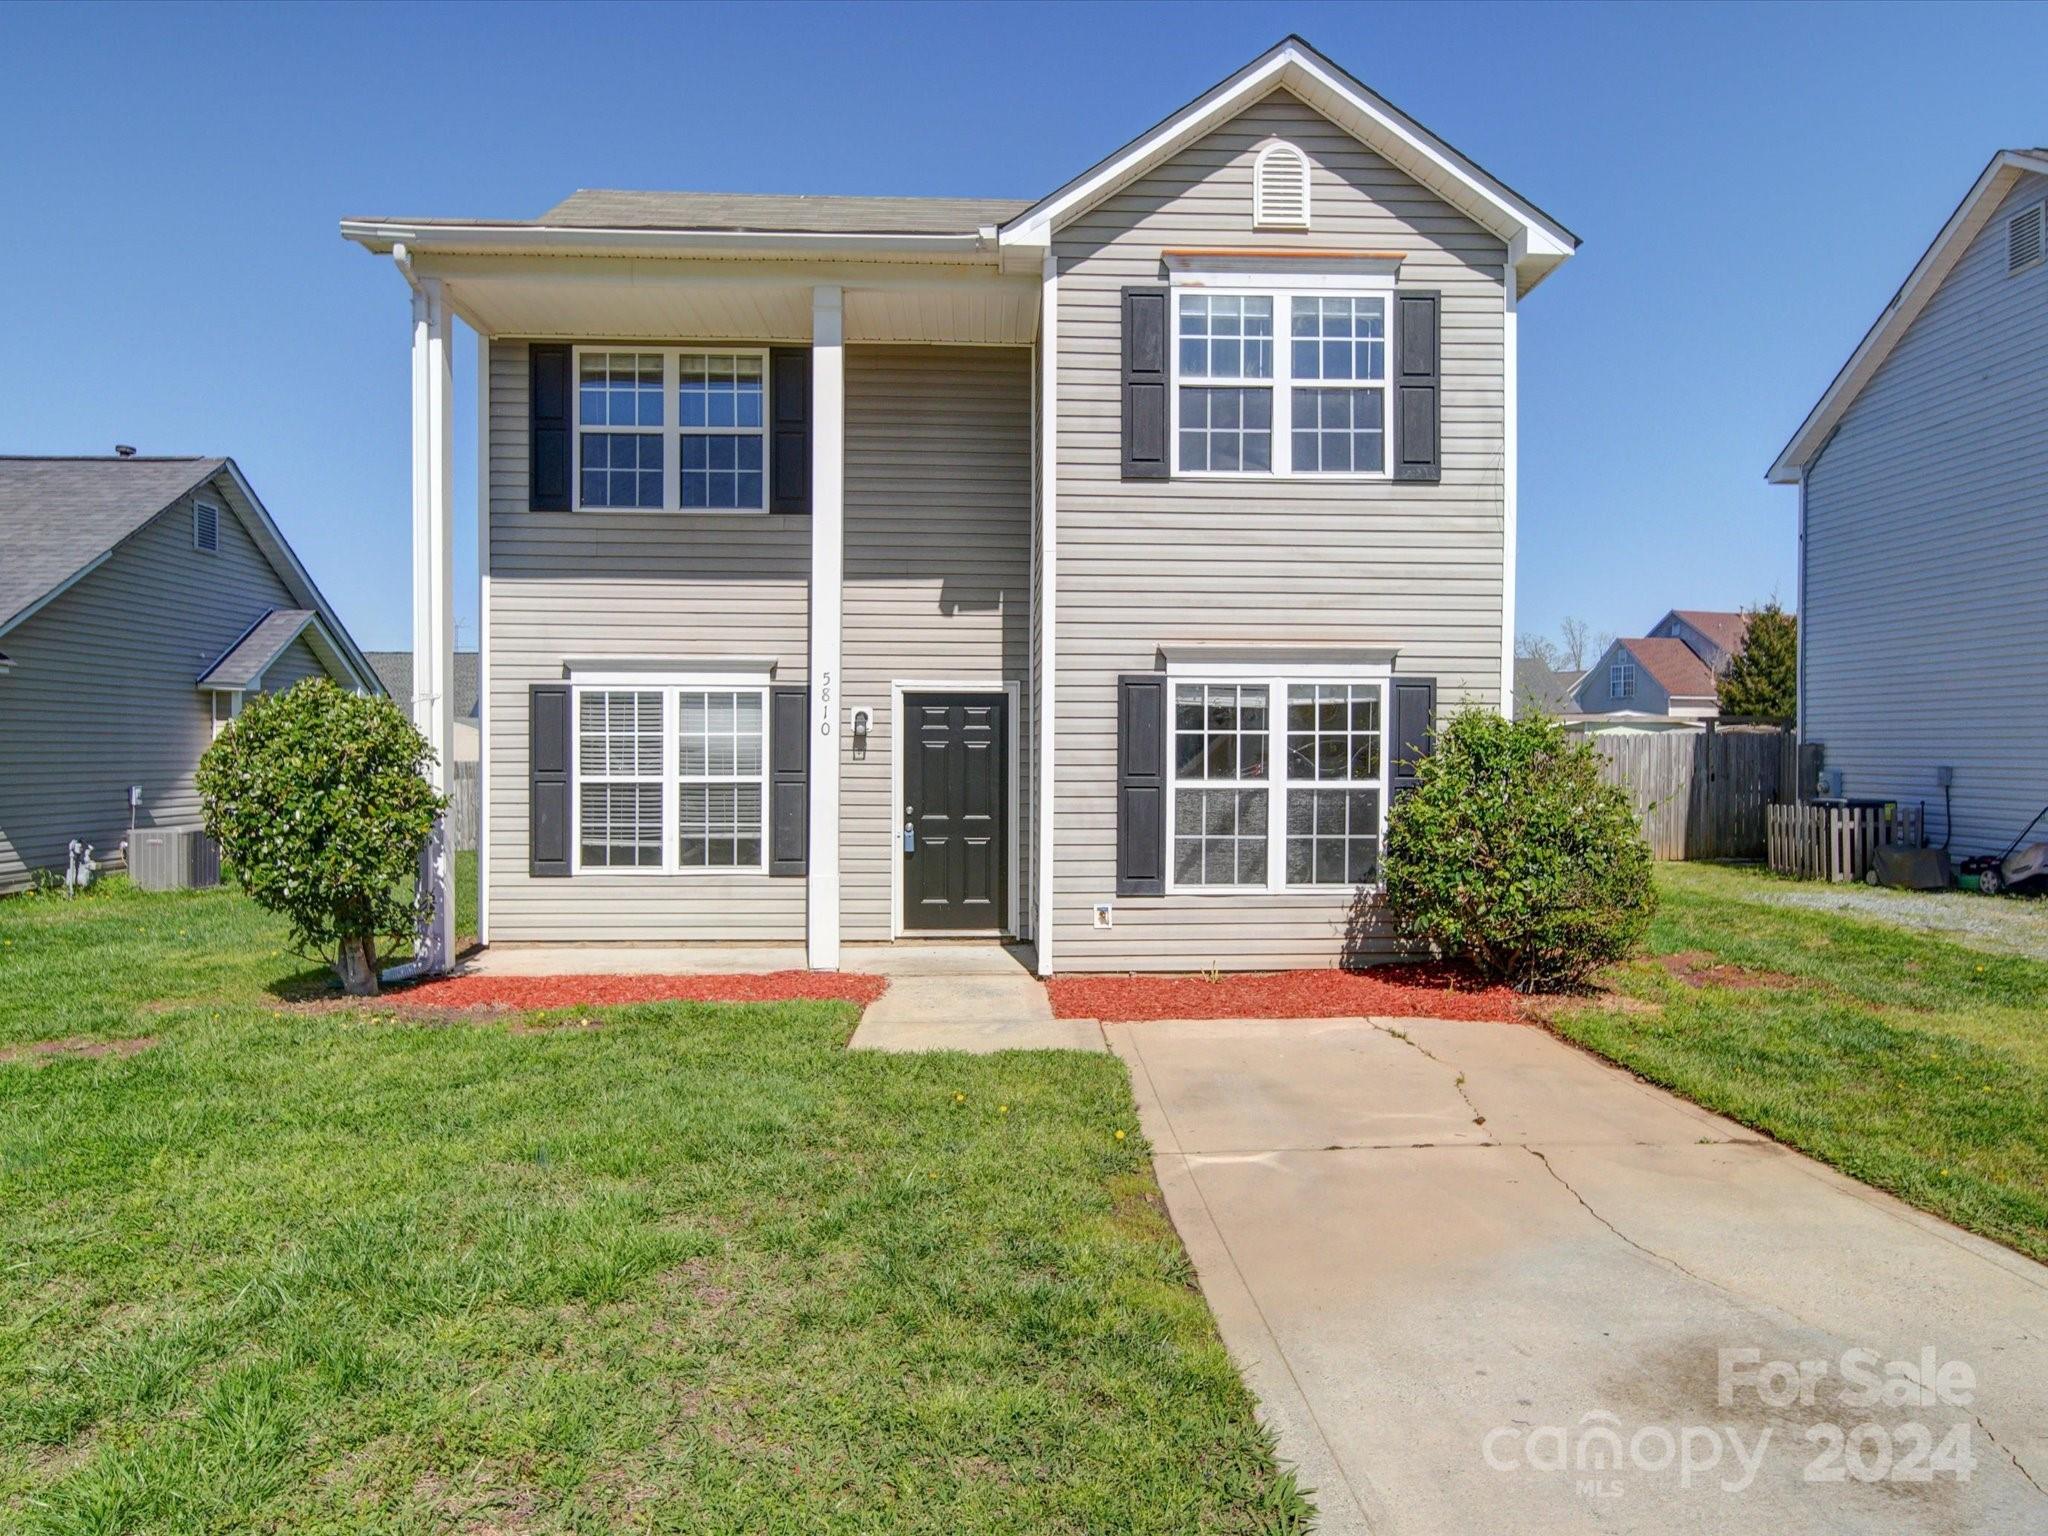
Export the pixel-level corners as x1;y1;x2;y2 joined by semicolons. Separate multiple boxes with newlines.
342;212;1048;976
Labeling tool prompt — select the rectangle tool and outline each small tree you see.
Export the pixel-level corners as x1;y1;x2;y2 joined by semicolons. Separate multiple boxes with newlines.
1717;602;1797;718
198;679;444;995
1383;710;1654;991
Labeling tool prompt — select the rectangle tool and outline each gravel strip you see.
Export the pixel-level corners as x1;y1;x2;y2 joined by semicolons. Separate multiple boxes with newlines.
1744;881;2048;961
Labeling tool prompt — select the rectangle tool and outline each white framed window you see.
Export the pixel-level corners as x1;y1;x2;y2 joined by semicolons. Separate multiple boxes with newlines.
573;346;769;513
1610;659;1636;700
193;500;220;552
1171;283;1391;480
572;681;769;874
1166;670;1392;893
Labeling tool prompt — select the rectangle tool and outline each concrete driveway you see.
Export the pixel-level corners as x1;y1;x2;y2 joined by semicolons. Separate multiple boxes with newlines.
1110;1017;2048;1535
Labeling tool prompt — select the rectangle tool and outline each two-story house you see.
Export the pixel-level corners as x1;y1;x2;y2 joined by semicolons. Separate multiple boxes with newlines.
1570;609;1751;723
342;36;1577;975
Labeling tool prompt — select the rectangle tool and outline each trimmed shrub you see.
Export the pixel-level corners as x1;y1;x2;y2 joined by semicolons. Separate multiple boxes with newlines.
1383;710;1654;991
198;679;443;994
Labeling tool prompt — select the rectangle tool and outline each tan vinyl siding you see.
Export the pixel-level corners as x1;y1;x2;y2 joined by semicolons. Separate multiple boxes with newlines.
1049;88;1509;970
841;345;1032;940
484;338;812;941
1802;171;2048;858
0;481;303;890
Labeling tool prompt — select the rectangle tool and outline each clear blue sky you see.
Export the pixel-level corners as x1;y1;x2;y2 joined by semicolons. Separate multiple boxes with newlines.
5;0;2043;654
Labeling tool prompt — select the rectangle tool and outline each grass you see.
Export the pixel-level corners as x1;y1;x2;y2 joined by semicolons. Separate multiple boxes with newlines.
1549;862;2048;1263
0;875;1306;1533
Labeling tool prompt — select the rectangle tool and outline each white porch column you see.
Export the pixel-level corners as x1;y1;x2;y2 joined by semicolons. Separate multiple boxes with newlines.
807;285;845;970
408;274;457;973
1500;256;1520;717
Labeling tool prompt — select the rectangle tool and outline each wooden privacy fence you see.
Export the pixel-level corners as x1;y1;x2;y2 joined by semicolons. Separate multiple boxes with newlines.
1767;802;1922;883
1586;725;1792;861
445;763;480;852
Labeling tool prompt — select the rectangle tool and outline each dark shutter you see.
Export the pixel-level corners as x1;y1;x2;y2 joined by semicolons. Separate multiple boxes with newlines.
1390;677;1437;799
769;347;811;514
529;344;573;511
1394;291;1441;483
769;685;809;875
1116;674;1168;895
530;683;571;876
1121;286;1169;480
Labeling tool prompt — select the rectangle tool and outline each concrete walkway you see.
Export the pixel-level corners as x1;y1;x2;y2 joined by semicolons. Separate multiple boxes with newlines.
848;943;1103;1053
1110;1016;2048;1536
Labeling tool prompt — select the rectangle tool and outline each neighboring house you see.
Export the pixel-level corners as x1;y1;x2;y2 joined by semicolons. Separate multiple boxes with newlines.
367;651;481;764
1771;149;2048;855
0;455;379;892
1512;657;1581;717
1574;636;1722;721
1569;609;1751;722
342;35;1577;973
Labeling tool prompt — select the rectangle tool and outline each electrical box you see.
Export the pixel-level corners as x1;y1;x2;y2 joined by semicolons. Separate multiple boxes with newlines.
1093;903;1114;929
1936;765;1954;788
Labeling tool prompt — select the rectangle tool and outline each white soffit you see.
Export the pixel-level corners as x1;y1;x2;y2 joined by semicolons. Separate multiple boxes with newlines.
999;35;1578;294
1769;149;2048;483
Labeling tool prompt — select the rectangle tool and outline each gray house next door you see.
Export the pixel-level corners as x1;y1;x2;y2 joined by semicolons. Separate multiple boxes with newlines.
902;692;1006;931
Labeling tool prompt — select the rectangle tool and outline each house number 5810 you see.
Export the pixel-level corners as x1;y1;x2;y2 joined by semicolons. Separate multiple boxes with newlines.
818;670;834;736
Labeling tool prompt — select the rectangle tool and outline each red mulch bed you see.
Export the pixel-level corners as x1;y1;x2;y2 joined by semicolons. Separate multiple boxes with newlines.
391;971;888;1011
1047;965;1520;1023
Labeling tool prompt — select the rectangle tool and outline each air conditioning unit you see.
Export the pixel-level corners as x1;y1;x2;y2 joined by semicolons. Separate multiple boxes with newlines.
129;826;221;891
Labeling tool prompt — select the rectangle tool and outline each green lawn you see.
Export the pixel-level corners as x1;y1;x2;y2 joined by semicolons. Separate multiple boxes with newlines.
0;878;1305;1533
1550;862;2048;1263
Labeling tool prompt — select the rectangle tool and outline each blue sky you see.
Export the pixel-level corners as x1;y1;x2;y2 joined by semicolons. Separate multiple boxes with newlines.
4;0;2043;654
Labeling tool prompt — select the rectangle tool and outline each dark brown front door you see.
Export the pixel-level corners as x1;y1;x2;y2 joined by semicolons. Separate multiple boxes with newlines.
903;693;1007;931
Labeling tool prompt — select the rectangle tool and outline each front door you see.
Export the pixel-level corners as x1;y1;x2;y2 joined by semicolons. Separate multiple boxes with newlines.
903;692;1007;932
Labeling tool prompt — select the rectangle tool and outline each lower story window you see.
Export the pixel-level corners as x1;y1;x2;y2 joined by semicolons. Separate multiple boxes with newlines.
1286;788;1381;885
573;683;767;873
1175;787;1268;886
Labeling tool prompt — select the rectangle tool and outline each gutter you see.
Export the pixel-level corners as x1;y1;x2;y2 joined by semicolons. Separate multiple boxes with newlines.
341;220;999;263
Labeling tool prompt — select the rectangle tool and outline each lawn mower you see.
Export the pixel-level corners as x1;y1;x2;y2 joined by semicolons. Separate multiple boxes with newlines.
1960;803;2048;896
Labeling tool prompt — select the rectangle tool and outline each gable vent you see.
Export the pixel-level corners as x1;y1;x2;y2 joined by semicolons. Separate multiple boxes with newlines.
1253;142;1311;230
193;500;219;552
2009;203;2043;275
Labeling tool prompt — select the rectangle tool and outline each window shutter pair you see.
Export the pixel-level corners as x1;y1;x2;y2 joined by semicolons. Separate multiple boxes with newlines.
525;344;813;513
1112;674;1438;893
1117;286;1441;482
526;682;810;878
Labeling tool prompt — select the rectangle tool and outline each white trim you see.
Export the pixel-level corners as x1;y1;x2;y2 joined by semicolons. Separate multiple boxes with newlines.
343;220;997;262
1169;283;1393;481
808;285;845;970
887;679;1024;939
566;657;777;683
997;38;1576;292
1034;253;1058;977
1794;466;1808;738
1162;650;1395;680
569;344;769;514
1500;263;1519;716
476;332;492;945
1769;149;2048;482
569;680;772;877
1162;669;1394;896
1026;305;1040;947
1165;254;1402;284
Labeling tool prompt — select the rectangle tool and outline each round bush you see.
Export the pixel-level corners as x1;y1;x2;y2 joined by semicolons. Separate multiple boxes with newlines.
1383;710;1654;991
198;679;444;994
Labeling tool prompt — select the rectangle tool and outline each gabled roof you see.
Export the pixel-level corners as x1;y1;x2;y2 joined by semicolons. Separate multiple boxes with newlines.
1622;637;1719;699
0;455;380;695
539;190;1030;236
996;35;1579;294
1660;609;1750;656
1769;148;2048;483
1513;658;1582;715
197;609;319;690
0;456;225;632
366;649;481;719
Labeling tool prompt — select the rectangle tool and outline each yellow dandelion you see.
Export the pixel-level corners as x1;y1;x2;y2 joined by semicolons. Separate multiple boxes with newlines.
998;1104;1009;1115
953;1092;966;1105
1114;1129;1127;1142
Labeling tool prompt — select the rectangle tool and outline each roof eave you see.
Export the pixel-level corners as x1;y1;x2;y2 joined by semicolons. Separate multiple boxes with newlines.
996;36;1578;294
339;219;999;263
1768;149;2048;483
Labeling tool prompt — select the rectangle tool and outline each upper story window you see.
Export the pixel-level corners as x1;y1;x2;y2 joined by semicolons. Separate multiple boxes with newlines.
1173;287;1389;479
1609;659;1636;700
574;346;769;513
1253;142;1312;230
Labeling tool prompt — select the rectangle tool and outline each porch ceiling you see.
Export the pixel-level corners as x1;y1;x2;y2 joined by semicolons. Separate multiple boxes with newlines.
414;254;1039;345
